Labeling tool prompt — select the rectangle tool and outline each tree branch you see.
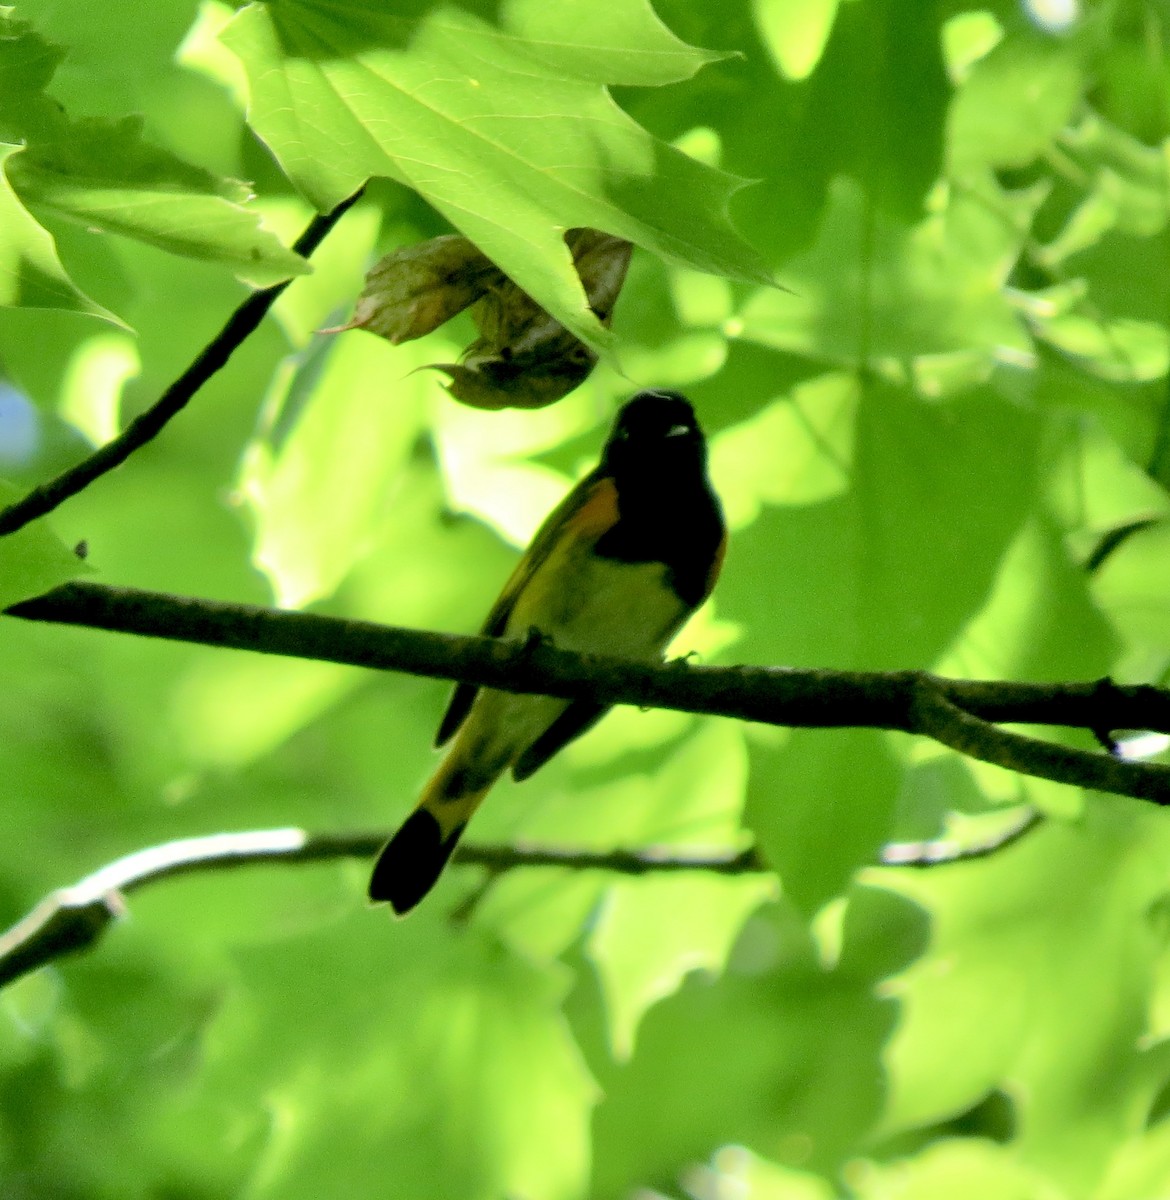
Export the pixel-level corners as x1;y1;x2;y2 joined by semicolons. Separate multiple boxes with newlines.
0;830;766;989
8;579;1170;802
0;188;365;537
0;814;1045;990
907;676;1170;801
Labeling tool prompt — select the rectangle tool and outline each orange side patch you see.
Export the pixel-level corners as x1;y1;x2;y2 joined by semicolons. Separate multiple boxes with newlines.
561;475;620;544
704;528;728;600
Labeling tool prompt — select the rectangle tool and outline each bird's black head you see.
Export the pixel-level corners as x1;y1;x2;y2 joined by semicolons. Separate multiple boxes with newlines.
602;390;707;478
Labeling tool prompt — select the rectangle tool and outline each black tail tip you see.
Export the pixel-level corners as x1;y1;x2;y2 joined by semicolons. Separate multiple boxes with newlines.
369;809;462;916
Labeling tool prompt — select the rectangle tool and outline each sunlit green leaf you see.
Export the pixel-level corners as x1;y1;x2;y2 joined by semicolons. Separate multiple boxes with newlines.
57;330;139;445
696;1145;838;1200
1028;313;1170;383
241;333;442;608
878;804;1170;1193
751;0;840;81
1090;522;1170;680
0;7;308;286
734;176;1034;382
0;145;118;321
850;1139;1063;1200
589;873;775;1058
220;0;770;354
0;477;92;607
947;29;1084;174
201;920;597;1200
708;371;857;529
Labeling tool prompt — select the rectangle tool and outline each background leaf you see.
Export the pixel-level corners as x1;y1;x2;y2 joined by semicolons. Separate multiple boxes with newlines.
0;145;117;321
1;6;307;287
0;477;91;606
219;0;770;353
6;1;1170;1199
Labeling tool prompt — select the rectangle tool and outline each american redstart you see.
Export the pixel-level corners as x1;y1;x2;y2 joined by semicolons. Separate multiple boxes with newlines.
369;390;726;913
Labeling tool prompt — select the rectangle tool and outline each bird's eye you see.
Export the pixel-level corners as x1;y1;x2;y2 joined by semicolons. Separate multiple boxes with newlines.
665;423;692;438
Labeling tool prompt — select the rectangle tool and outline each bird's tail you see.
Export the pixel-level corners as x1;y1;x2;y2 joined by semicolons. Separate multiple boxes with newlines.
368;753;493;915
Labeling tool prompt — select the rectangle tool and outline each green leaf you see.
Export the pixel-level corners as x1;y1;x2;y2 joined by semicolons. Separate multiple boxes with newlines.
878;803;1170;1194
0;477;92;607
708;370;857;530
746;727;901;916
204;920;597;1200
173;655;359;768
241;331;438;608
57;329;139;446
735;175;1034;385
473;719;752;964
947;27;1085;174
10;144;311;289
718;380;1042;674
589;899;902;1193
1091;522;1170;680
220;0;770;353
935;515;1119;693
750;0;840;81
694;1146;838;1200
588;872;776;1058
260;195;384;347
429;388;604;546
851;1139;1064;1200
1099;1115;1170;1200
0;144;118;321
1045;414;1170;550
1036;114;1170;274
484;0;719;86
0;8;308;287
1028;312;1170;384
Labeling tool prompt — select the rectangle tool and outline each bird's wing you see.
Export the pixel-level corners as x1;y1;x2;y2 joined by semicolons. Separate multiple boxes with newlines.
434;470;617;746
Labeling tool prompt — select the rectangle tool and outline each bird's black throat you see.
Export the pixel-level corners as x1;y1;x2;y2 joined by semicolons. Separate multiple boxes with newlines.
595;453;724;607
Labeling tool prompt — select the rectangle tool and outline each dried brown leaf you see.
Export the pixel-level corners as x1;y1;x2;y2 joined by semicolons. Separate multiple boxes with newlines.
335;227;632;409
330;234;500;343
437;228;631;409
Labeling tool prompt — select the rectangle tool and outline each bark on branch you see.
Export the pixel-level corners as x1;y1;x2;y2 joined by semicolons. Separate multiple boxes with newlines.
8;579;1170;802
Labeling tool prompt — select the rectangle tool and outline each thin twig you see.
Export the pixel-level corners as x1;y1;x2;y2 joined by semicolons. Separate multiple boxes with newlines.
1083;518;1162;575
8;580;1170;803
0;187;365;537
0;817;1053;990
878;807;1044;867
0;829;766;989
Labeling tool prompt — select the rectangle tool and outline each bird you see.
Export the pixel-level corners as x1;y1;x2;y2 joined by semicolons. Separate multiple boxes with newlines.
368;389;726;914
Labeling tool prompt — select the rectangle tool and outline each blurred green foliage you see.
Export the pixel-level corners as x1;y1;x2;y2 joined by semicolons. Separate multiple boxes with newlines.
3;0;1170;1197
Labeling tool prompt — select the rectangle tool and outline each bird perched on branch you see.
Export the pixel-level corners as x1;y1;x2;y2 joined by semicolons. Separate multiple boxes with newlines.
368;390;727;913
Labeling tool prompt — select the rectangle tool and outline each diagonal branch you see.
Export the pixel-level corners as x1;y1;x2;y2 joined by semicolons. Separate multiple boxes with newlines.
0;188;365;537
